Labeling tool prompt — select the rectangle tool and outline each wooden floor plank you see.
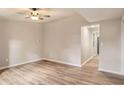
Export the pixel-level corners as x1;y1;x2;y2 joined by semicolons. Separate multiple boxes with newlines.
0;57;124;85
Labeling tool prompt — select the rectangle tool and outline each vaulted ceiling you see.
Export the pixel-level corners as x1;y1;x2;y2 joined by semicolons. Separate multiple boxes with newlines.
0;8;124;22
75;8;124;22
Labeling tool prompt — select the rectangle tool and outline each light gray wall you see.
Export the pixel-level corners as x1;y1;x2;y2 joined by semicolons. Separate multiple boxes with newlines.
0;14;123;75
99;18;122;73
0;20;43;68
43;14;87;66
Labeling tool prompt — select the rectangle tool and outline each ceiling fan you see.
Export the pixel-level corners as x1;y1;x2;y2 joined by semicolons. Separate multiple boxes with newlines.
16;8;51;21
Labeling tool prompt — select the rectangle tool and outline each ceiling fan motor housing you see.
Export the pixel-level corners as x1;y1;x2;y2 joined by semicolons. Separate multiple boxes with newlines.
31;8;39;11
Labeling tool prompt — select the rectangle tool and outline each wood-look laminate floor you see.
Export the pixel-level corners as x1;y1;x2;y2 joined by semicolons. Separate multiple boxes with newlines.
0;57;124;85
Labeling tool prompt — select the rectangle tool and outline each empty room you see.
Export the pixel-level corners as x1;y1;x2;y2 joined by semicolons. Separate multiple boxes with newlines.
0;8;124;85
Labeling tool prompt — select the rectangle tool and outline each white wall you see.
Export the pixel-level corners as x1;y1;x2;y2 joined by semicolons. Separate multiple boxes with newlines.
0;13;122;75
0;14;87;68
43;14;87;66
0;20;43;68
99;18;122;74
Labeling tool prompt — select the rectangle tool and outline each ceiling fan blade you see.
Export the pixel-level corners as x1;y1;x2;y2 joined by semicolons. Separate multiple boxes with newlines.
39;17;44;20
25;16;30;18
16;11;30;15
16;12;26;15
43;15;51;18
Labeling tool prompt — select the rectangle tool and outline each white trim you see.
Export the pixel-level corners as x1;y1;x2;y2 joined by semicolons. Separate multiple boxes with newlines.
81;56;94;66
0;57;81;70
0;58;42;70
98;68;124;76
42;58;81;67
121;18;124;74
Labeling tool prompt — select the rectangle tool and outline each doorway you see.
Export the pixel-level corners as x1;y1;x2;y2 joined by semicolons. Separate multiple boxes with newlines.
81;24;100;67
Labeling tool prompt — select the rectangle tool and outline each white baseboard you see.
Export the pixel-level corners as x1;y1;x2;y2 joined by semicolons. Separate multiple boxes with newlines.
81;56;94;66
98;68;124;76
0;57;124;76
42;58;81;67
0;57;81;70
0;58;42;70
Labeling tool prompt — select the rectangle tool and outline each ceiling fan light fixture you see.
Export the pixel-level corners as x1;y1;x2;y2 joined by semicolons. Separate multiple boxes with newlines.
31;16;38;20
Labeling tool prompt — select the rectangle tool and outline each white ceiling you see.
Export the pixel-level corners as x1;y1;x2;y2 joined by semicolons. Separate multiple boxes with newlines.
0;8;124;22
75;8;124;22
